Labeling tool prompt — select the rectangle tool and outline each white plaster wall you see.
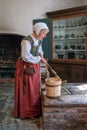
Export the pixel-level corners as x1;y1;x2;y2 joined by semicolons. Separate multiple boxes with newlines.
0;0;87;35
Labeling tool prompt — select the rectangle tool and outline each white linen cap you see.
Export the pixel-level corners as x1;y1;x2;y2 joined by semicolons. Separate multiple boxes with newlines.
33;22;49;35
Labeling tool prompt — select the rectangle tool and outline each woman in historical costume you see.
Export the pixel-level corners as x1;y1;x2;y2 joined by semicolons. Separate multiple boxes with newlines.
14;22;49;119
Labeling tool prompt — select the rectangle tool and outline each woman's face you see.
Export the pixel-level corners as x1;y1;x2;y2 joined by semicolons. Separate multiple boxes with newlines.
37;29;48;40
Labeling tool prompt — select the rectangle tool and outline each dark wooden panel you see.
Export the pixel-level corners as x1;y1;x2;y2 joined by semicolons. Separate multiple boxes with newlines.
48;61;87;83
70;65;86;83
49;62;68;81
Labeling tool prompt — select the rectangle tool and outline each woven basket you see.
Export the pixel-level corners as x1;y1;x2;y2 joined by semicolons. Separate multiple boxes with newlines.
45;77;62;98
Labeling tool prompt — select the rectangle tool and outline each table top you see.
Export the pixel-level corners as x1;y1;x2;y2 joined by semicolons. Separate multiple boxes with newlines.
42;83;87;107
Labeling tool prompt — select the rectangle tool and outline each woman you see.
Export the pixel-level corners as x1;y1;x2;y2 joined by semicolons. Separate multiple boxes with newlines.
14;22;49;119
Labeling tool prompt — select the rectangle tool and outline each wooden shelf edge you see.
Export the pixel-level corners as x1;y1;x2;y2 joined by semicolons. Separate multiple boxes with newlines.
48;59;87;65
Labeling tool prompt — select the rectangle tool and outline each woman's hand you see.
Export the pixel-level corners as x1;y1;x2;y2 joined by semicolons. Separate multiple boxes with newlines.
39;54;47;63
41;57;47;63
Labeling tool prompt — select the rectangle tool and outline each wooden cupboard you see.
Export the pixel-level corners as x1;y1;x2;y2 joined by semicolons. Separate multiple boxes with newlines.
34;5;87;82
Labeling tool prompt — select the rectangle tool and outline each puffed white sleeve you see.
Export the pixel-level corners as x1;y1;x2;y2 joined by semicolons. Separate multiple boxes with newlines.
21;40;41;64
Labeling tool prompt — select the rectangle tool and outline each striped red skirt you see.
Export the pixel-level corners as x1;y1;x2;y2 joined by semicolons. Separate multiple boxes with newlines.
14;59;41;119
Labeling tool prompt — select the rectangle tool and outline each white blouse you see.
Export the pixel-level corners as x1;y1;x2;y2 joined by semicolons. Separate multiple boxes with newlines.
21;35;43;64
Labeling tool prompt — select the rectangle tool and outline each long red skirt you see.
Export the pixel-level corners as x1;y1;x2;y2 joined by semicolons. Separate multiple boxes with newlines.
14;59;41;119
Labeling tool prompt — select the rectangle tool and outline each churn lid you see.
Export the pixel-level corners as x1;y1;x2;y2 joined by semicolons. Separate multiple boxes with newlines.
45;77;62;86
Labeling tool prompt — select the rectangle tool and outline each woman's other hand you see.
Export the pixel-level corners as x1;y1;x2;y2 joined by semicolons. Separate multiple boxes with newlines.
41;57;47;63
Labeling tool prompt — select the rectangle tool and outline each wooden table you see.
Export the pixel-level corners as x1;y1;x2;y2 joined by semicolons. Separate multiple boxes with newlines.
42;83;87;130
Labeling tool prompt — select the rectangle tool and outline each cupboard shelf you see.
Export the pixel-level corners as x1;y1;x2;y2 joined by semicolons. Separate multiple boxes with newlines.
53;25;87;30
